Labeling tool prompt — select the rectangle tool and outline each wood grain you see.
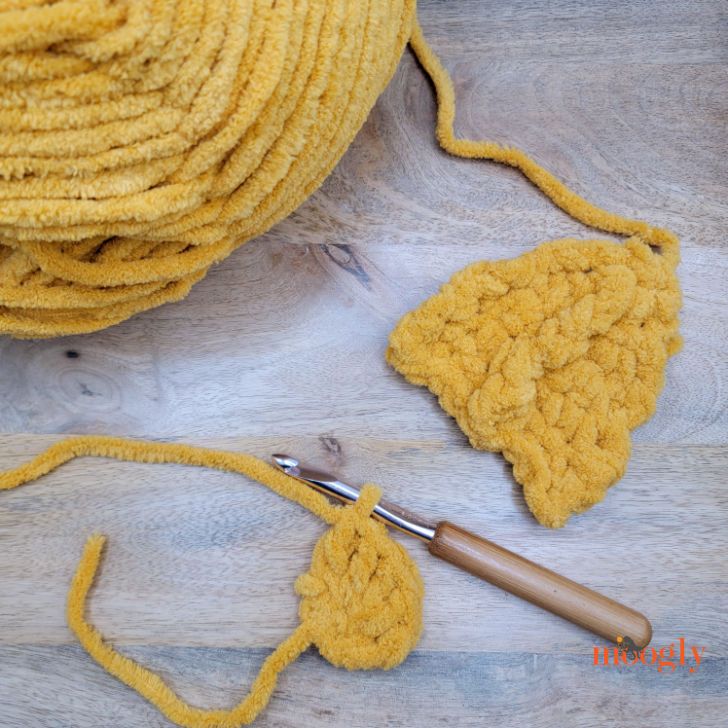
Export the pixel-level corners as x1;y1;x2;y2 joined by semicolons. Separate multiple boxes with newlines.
1;1;727;726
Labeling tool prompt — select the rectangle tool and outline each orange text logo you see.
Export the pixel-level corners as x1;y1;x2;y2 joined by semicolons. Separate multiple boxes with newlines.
593;636;705;673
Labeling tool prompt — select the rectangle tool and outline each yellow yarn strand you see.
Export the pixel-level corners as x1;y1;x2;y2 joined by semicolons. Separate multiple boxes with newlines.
1;436;424;727
0;435;340;523
69;535;313;728
409;20;680;266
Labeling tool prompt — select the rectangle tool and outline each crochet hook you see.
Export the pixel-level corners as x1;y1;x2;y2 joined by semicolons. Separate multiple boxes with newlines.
272;454;652;650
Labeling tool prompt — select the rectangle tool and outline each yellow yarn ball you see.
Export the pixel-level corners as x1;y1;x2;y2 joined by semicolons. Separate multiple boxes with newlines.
0;0;416;338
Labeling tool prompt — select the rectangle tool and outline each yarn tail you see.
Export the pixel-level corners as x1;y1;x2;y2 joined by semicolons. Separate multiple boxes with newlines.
68;534;312;728
409;21;679;268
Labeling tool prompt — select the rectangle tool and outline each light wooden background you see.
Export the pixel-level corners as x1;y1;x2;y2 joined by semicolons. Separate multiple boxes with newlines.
1;1;726;726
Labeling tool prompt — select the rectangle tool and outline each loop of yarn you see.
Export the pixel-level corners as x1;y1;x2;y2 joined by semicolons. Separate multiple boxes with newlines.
1;436;423;727
386;23;682;528
0;0;416;337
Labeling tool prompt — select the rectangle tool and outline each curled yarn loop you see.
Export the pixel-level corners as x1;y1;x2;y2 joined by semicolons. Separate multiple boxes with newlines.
0;0;416;337
0;436;423;727
386;24;682;527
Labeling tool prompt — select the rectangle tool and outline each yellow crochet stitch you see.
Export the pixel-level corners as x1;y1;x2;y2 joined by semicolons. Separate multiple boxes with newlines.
0;436;423;727
386;24;682;528
0;0;416;337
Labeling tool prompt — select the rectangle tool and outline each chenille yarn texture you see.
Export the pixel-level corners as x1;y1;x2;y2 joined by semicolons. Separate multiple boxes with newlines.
0;0;416;338
386;24;682;528
0;436;423;727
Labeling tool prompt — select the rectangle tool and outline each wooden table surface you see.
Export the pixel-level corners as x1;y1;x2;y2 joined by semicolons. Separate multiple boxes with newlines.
1;1;726;726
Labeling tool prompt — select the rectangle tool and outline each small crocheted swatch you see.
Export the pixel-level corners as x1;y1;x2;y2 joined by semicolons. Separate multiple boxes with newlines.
0;437;423;727
386;24;682;528
387;238;681;528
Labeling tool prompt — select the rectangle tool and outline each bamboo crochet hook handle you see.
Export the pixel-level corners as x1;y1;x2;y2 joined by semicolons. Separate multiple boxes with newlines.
429;521;652;649
272;455;652;649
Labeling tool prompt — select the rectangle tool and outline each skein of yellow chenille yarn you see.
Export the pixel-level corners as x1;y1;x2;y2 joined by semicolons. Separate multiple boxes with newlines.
0;0;416;338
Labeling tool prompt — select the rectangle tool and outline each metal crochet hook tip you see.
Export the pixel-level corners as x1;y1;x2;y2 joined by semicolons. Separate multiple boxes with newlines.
272;454;300;472
272;453;436;541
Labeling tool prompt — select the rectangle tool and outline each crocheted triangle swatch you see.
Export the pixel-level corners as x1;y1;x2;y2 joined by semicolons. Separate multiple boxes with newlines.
387;237;681;527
